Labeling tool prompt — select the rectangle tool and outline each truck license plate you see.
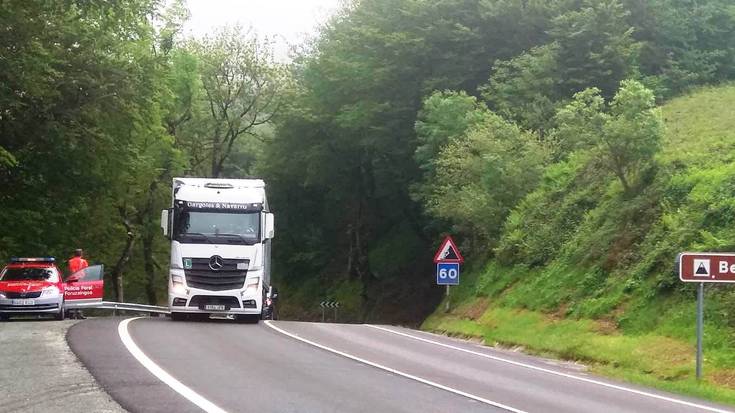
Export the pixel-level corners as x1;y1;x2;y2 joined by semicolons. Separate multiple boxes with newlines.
204;304;226;311
12;299;35;306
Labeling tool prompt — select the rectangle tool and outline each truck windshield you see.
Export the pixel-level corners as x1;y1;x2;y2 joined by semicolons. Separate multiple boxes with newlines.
174;210;260;244
1;267;60;282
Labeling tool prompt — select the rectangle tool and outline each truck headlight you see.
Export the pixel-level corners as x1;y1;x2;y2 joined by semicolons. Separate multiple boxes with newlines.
242;277;260;297
0;291;6;299
41;286;60;297
171;275;187;295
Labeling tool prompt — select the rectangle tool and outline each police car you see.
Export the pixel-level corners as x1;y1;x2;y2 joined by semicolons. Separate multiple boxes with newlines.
0;256;108;321
0;257;66;320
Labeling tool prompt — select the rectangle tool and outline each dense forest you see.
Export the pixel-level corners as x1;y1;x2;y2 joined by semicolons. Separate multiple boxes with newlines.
2;0;735;327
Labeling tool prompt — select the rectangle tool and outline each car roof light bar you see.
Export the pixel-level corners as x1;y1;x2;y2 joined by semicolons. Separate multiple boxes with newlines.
10;257;56;263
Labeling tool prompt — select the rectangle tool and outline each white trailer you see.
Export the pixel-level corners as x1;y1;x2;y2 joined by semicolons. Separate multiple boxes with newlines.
161;178;275;322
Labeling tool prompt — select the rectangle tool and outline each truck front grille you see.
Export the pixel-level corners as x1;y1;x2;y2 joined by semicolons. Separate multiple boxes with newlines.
184;257;249;291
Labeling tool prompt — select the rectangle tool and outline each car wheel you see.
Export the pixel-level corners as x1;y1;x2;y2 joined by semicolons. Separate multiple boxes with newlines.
55;303;65;321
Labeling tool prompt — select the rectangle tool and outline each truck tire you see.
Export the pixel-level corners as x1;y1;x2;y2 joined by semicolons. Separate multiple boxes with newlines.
171;312;187;321
0;313;8;321
237;314;259;324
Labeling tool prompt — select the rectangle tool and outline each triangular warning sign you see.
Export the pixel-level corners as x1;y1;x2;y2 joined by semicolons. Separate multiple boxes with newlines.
696;263;708;275
433;236;464;263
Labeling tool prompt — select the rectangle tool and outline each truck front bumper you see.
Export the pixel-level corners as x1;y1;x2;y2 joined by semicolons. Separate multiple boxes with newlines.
168;288;262;315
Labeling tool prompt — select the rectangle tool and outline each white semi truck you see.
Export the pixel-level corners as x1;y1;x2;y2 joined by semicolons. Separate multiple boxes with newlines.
161;178;276;322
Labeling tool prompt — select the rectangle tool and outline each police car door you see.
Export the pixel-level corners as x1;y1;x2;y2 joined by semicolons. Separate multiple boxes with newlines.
63;265;104;308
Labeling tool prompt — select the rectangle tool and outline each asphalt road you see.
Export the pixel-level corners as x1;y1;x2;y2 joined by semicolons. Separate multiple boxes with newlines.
66;317;734;413
0;318;123;413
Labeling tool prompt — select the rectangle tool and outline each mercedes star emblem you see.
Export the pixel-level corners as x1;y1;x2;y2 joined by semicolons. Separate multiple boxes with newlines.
209;255;224;271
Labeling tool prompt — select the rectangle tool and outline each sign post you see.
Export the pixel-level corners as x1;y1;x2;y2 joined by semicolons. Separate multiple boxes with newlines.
696;282;704;380
434;236;464;312
320;301;340;322
446;284;450;313
677;252;735;380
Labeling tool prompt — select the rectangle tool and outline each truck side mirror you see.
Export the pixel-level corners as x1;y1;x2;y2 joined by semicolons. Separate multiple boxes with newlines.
264;213;275;239
161;208;173;239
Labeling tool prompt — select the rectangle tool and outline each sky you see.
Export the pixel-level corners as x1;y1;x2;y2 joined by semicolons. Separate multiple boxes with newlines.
182;0;344;59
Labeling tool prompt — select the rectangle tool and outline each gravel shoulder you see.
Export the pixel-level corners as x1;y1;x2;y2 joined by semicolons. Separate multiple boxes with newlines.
0;318;125;413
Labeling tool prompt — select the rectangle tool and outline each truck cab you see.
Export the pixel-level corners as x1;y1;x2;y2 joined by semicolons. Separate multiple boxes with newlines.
161;178;275;322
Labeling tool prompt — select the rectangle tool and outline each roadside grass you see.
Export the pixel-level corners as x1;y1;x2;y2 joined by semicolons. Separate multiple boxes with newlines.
423;301;735;406
419;84;735;406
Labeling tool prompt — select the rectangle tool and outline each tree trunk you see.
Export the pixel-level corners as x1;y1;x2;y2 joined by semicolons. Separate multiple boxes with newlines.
613;163;631;195
210;129;221;177
140;178;163;305
142;228;157;305
111;209;136;303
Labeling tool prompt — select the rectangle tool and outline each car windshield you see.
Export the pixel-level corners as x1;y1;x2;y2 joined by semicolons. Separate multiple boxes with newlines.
174;210;260;244
0;267;60;282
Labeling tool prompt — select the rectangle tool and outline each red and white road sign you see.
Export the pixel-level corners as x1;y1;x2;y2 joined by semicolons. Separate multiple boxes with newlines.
433;236;464;263
679;252;735;283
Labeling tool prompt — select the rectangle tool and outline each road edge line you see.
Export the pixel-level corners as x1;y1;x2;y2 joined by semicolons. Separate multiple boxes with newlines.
117;317;227;413
366;325;733;413
263;320;526;413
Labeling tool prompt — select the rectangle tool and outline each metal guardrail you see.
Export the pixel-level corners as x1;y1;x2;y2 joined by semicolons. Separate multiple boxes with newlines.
72;301;170;315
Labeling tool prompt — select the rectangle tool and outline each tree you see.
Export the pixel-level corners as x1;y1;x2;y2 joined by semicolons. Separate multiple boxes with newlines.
625;0;735;97
481;43;562;133
186;26;288;177
550;0;639;98
0;147;15;169
426;112;549;249
553;79;663;195
482;0;639;135
414;91;488;171
0;0;182;304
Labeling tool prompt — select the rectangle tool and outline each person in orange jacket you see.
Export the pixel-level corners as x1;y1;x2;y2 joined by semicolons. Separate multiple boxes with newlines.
67;249;89;319
68;249;89;275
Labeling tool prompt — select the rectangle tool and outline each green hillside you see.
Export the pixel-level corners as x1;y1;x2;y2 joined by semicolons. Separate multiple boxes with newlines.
423;84;735;403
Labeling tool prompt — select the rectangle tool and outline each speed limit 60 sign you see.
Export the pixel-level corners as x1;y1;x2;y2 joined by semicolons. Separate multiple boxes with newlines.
437;263;459;285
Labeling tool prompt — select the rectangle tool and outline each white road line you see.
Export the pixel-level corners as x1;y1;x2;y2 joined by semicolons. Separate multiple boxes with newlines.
263;320;526;413
117;318;228;413
366;325;733;413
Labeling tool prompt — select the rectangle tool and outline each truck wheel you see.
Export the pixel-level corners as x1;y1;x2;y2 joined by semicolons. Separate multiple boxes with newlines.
237;314;259;324
171;312;187;321
0;314;7;321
